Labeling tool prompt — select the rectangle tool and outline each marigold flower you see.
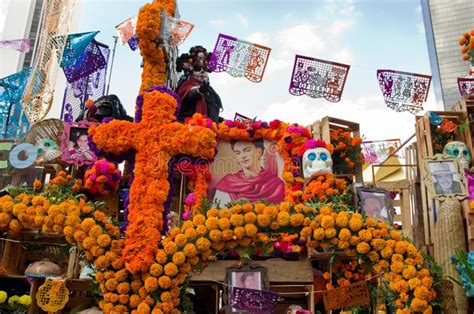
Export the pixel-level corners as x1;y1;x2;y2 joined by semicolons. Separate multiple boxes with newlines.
234;226;245;239
402;265;417;280
348;217;362;231
183;243;197;257
205;216;219;230
325;228;337;239
209;229;222;242
335;212;349;227
193;214;206;225
244;223;258;237
390;261;404;274
356;242;370;254
164;242;178;255
313;228;325;240
257;214;270;227
97;234;111;248
290;213;304;227
410;297;428;311
196;237;211;251
196;224;208;236
164;263;178;277
155;250;168;264
320;215;335;229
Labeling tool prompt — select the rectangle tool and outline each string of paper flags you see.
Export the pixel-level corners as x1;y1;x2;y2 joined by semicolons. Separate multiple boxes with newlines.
114;14;433;114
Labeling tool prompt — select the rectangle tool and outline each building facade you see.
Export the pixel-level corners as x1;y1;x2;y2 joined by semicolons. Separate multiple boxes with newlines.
421;0;474;109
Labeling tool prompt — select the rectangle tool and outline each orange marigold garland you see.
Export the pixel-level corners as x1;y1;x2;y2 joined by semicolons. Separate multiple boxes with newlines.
330;128;364;175
302;173;350;202
89;86;217;274
136;0;176;93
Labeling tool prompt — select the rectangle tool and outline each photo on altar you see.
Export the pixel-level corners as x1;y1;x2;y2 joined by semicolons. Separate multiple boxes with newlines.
357;187;393;223
231;271;262;290
60;122;97;166
208;139;285;206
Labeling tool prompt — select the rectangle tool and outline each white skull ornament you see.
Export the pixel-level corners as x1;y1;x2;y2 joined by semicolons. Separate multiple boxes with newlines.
443;141;471;169
302;147;333;180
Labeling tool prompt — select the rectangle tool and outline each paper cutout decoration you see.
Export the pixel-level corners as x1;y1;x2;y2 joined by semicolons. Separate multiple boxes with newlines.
36;278;69;312
361;138;401;165
61;31;99;68
209;33;271;83
63;40;108;84
127;34;139;51
428;112;443;126
0;39;30;53
289;55;350;102
162;17;194;47
377;69;431;114
458;77;474;96
21;0;76;124
322;280;370;310
234;113;256;123
61;41;109;122
0;68;32;138
115;16;137;45
231;287;279;314
60;121;97;166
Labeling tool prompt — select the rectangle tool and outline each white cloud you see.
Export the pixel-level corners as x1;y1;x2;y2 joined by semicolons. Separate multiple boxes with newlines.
328;19;354;37
209;19;225;27
246;32;272;47
416;4;422;13
235;13;248;27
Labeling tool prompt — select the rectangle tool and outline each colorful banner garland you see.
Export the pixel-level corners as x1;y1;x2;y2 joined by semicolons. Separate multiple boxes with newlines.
231;287;279;314
377;69;432;114
0;39;30;53
0;68;32;138
209;33;271;83
115;16;137;45
61;31;99;68
162;17;194;47
61;41;109;122
458;77;474;96
289;55;350;103
361;138;401;165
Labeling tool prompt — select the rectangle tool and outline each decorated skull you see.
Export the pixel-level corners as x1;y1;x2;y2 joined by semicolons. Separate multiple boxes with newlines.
303;147;333;179
443;141;471;169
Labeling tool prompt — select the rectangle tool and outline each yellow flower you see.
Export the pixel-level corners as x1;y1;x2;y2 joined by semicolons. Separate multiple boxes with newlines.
356;241;370;254
209;229;222;242
175;234;188;247
155;250;168;264
313;228;325;240
381;247;393;259
290;213;304;227
395;241;408;254
257;214;270;227
338;228;351;241
184;228;197;240
368;251;379;262
325;228;337;239
414;286;431;301
218;217;231;230
320;206;332;215
335;212;349;227
144;276;158;292
207;208;219;217
390;261;404;274
196;237;211;251
158;276;171;289
8;295;19;305
277;211;290;226
391;253;404;263
219;208;231;218
244;212;257;224
408;278;421;290
230;214;244;227
193;214;206;225
244;224;258;237
196;225;207;236
164;242;177;255
164;263;178;277
411;298;428;312
172;252;186;266
234;226;245;239
205;217;219;230
183;243;197;257
18;294;31;306
320;215;335;229
421;277;433;289
349;217;362;231
358;229;372;242
97;234;111;248
0;291;7;303
402;265;417;280
390;230;402;241
150;263;163;277
349;235;360;246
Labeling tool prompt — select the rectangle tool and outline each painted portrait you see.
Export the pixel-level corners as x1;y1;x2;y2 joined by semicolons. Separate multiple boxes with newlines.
208;139;284;206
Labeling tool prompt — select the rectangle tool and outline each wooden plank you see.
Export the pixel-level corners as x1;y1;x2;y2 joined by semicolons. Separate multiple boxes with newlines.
401;188;413;240
191;259;314;283
375;180;409;190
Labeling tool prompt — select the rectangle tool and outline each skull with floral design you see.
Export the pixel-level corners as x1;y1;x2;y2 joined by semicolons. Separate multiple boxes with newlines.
299;139;334;181
443;141;471;169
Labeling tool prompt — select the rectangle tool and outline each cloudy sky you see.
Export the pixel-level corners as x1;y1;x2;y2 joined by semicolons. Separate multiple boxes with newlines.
76;0;437;142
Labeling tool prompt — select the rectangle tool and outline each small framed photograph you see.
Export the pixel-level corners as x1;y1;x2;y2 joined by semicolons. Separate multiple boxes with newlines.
356;187;394;223
423;154;468;201
60;121;97;166
223;262;268;308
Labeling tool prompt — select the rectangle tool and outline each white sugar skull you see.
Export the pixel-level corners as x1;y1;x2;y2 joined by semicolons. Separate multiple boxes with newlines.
302;147;333;179
443;141;471;169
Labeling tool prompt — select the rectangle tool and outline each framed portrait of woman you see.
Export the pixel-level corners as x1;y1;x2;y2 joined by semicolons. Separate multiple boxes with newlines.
208;139;285;206
60;121;97;166
356;186;394;223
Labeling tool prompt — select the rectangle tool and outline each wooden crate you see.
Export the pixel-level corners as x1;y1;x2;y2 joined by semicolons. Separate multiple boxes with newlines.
270;284;314;313
309;116;363;183
415;110;473;252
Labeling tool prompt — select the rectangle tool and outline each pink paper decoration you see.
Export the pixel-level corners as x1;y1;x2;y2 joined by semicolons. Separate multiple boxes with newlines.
377;69;431;114
458;77;474;96
115;16;137;45
289;55;350;102
0;39;30;53
162;17;194;47
209;33;271;83
231;287;279;314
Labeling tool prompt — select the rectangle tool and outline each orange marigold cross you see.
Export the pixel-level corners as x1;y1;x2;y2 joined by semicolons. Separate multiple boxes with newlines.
89;86;217;274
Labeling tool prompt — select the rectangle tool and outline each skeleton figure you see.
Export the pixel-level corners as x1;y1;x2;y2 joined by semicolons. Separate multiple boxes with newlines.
443;141;471;169
302;147;333;180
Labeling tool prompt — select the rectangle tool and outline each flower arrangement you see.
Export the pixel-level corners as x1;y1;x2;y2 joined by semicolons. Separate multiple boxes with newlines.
330;128;364;175
451;249;474;296
323;260;373;290
0;291;31;314
458;30;474;69
302;173;350;203
84;159;122;196
136;0;176;93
